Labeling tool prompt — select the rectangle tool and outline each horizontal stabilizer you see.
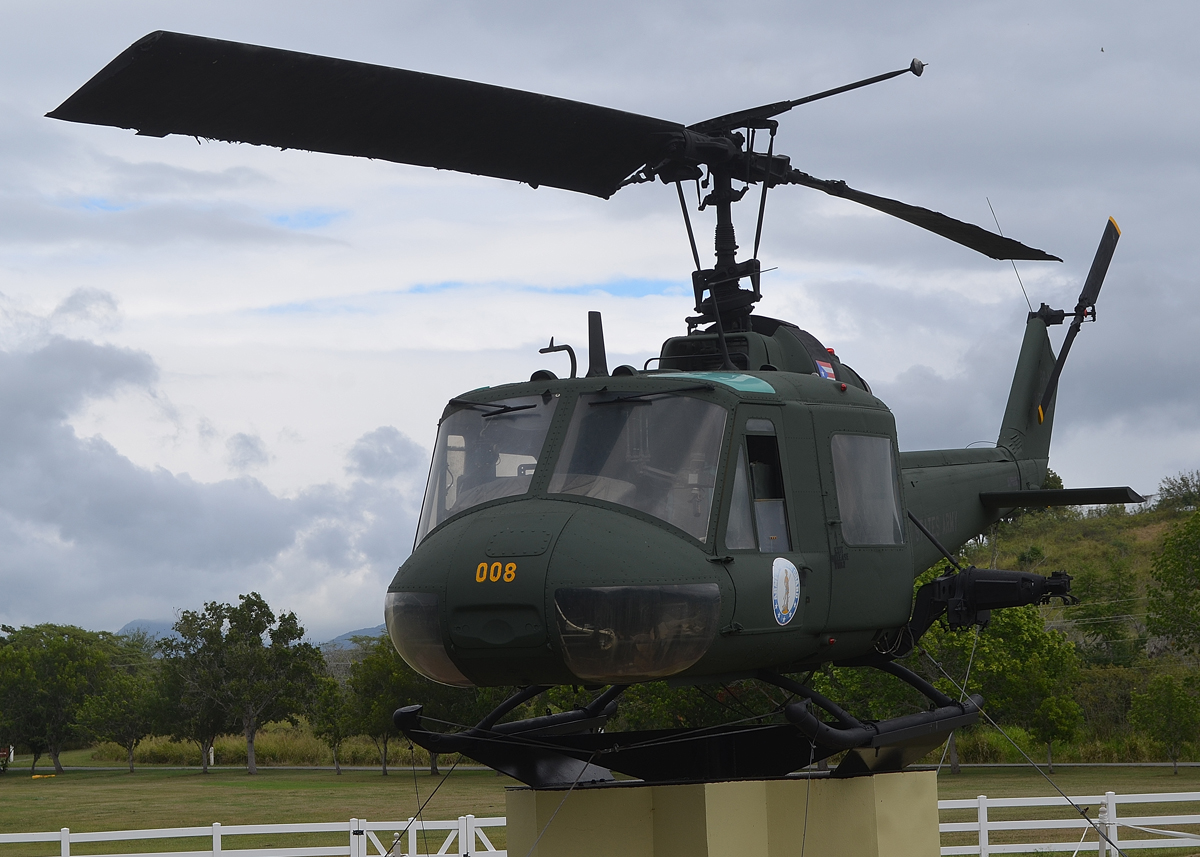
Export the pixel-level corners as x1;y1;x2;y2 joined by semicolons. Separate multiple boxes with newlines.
980;486;1145;507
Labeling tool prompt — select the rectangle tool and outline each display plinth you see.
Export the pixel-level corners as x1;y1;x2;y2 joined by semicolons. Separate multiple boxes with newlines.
506;770;939;857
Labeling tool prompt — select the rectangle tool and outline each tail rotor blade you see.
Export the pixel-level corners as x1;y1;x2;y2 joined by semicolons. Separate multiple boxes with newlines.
1037;218;1121;423
1077;217;1121;310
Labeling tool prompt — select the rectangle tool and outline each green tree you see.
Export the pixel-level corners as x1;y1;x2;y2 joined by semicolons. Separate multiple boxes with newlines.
0;637;45;771
912;598;1080;729
1157;470;1200;511
1147;511;1200;655
0;624;113;773
310;677;356;774
1064;556;1145;666
222;594;323;773
158;627;234;773
1075;665;1144;740
1031;695;1082;773
349;634;414;775
1130;674;1200;774
78;632;158;773
162;593;323;774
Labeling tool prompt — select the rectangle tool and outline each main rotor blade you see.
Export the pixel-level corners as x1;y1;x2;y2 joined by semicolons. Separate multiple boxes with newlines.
48;31;682;198
689;59;925;134
782;170;1061;261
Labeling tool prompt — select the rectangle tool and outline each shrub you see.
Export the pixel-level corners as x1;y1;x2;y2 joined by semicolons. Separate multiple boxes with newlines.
90;721;456;769
955;725;1037;764
1158;471;1200;511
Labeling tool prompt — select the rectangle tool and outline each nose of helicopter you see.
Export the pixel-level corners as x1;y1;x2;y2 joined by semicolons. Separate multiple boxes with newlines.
386;498;727;687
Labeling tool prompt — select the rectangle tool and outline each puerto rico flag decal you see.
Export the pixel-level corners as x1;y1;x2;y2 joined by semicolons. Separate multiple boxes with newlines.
816;360;836;380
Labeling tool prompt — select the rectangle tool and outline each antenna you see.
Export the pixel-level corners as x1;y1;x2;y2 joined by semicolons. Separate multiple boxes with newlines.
586;311;609;378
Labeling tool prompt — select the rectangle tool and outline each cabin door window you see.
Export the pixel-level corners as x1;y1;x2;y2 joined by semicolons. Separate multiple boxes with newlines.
725;419;792;552
830;433;904;546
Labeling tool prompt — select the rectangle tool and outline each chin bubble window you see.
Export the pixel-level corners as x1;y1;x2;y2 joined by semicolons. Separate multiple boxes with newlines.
385;591;473;687
830;433;904;545
553;584;721;682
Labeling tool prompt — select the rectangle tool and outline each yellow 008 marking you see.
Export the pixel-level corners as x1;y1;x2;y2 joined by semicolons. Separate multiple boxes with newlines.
475;561;517;582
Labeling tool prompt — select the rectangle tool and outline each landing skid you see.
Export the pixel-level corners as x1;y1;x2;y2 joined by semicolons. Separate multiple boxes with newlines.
393;663;980;788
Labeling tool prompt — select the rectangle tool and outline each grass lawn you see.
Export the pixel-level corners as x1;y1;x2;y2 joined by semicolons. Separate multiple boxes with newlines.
0;763;517;857
936;764;1200;800
4;762;1200;856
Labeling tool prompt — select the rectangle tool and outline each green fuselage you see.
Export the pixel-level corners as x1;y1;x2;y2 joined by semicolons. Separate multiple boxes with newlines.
387;316;1054;688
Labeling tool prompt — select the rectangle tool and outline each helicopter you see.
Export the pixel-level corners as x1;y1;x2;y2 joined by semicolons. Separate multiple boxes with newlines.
50;31;1145;788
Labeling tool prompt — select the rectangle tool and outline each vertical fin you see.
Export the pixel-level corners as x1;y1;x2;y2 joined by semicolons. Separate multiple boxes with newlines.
997;311;1058;477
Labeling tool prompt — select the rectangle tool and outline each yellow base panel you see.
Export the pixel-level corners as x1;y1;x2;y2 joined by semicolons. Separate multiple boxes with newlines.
506;771;939;857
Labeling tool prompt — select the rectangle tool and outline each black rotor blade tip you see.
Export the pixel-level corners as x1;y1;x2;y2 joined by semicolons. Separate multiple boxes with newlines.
910;59;925;77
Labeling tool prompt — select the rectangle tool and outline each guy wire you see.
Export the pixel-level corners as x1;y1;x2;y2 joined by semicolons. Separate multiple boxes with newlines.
800;738;816;857
936;624;980;775
403;743;461;855
522;753;599;857
987;197;1033;312
919;647;1129;857
1068;813;1095;857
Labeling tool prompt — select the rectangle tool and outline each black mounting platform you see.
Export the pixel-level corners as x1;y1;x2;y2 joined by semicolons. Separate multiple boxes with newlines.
394;664;980;788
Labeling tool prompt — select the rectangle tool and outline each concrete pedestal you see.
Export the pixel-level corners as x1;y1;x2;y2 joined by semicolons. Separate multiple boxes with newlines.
506;771;939;857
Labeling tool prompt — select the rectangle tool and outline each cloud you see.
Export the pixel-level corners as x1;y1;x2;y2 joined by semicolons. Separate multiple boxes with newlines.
226;432;270;471
0;197;342;248
1;0;1197;638
0;339;292;569
269;209;346;230
346;425;427;481
0;329;429;639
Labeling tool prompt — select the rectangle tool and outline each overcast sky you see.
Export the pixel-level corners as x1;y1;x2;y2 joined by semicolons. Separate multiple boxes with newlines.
1;1;1196;641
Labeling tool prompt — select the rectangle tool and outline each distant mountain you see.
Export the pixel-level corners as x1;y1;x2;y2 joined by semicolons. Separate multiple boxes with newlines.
322;624;386;649
115;619;385;649
117;619;178;639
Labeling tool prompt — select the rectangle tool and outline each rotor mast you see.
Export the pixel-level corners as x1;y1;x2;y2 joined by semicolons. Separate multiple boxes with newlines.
689;165;763;335
685;61;929;335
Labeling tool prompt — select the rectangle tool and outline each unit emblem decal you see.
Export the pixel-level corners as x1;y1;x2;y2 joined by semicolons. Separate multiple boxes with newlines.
772;557;801;626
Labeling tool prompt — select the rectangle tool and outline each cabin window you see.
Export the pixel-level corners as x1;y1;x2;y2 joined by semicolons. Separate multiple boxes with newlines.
830;433;904;546
724;426;792;552
725;447;756;549
548;393;727;541
747;434;791;551
415;394;558;544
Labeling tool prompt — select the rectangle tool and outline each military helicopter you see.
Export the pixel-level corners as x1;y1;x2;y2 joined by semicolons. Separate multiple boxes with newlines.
51;31;1144;788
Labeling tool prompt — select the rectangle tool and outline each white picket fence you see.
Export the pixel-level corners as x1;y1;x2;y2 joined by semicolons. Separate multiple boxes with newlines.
939;791;1200;855
0;817;505;857
4;792;1200;857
